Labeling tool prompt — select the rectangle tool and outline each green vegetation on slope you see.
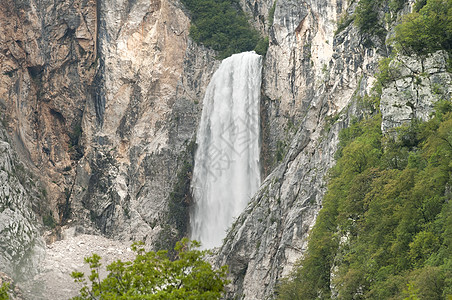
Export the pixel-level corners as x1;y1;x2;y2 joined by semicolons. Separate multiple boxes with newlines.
277;102;452;299
181;0;268;58
352;0;408;37
394;0;452;55
0;283;8;300
352;0;452;55
71;239;229;299
278;1;452;297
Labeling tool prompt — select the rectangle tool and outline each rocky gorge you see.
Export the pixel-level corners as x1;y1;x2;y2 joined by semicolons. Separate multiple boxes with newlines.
0;0;450;299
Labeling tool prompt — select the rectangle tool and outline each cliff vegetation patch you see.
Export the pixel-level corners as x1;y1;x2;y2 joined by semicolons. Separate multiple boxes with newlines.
277;100;452;299
181;0;268;58
394;0;452;55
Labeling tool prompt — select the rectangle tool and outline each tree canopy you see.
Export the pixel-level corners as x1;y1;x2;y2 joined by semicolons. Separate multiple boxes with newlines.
181;0;268;58
277;100;452;299
71;239;229;299
395;0;452;55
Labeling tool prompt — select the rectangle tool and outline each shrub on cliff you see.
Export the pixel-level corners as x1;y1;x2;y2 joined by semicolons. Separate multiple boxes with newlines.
0;283;8;300
181;0;268;58
395;0;452;55
71;239;229;299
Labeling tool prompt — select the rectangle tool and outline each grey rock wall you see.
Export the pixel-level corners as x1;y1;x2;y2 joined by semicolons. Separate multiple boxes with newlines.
381;51;451;132
70;0;219;247
0;126;45;282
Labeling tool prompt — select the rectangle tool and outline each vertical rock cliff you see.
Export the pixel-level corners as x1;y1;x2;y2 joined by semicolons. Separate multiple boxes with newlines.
215;1;451;299
0;0;218;284
0;0;449;298
0;0;97;281
70;0;218;247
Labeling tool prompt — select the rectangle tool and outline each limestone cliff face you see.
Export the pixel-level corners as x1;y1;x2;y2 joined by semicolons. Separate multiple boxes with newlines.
0;124;45;282
381;51;452;133
0;0;218;282
71;0;218;246
0;0;97;220
0;0;96;281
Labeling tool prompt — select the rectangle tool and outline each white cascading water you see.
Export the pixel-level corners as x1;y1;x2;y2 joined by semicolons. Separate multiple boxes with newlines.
190;52;262;249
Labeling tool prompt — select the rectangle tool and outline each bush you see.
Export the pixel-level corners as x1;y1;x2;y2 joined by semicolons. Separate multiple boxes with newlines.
395;0;452;55
0;283;8;300
71;239;229;299
182;0;264;58
268;1;277;27
354;0;382;35
254;36;269;56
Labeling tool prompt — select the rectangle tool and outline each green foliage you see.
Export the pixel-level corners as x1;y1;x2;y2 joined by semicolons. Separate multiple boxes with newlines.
353;0;410;36
376;57;395;86
254;36;269;56
0;283;9;300
277;100;452;299
390;0;408;12
268;1;277;27
414;0;427;11
354;0;383;35
394;0;452;55
71;239;229;299
275;140;286;162
182;0;264;59
69;121;83;160
43;212;56;228
335;13;354;35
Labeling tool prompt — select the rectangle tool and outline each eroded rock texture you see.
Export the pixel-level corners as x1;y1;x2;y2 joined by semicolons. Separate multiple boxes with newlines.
0;0;217;285
381;51;452;132
70;0;218;247
0;0;96;282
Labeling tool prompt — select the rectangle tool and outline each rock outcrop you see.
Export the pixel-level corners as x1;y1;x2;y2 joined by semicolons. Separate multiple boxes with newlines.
0;0;98;225
381;51;452;132
0;125;45;282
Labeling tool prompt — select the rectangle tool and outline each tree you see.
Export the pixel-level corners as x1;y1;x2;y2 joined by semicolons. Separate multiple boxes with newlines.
395;0;452;55
71;239;229;299
0;283;8;300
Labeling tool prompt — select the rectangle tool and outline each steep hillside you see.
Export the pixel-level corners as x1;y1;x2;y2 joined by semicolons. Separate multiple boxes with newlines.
216;0;451;299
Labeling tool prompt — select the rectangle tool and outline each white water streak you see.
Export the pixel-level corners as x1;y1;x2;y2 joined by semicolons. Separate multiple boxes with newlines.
190;52;262;249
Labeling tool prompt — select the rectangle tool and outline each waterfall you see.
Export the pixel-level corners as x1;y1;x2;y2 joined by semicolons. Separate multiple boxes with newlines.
190;52;262;249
